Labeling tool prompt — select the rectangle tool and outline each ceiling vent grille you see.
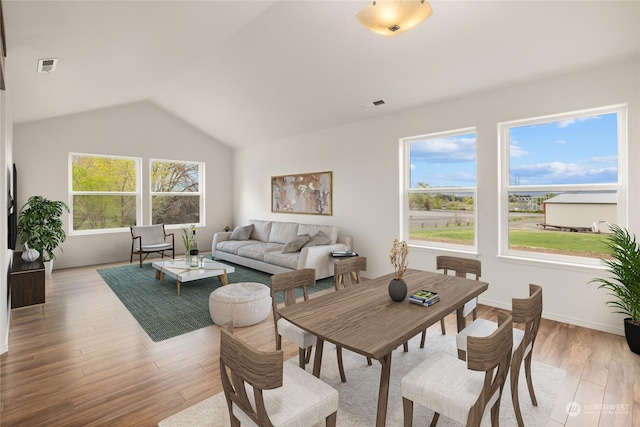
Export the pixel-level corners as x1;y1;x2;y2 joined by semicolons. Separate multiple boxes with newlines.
37;58;58;73
360;98;386;109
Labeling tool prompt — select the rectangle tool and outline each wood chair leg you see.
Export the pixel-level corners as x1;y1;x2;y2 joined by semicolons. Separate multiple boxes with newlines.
511;354;525;427
472;307;478;320
420;330;427;348
429;412;440;427
367;357;372;365
440;318;446;335
524;353;538;406
276;334;282;351
403;341;409;352
490;396;502;427
336;346;347;383
402;397;414;427
326;411;337;427
298;348;306;368
305;346;312;364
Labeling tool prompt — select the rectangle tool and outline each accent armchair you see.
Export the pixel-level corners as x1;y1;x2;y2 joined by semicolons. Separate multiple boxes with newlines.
130;224;175;267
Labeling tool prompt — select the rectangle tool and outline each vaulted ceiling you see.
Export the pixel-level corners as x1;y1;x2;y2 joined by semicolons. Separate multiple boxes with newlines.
4;0;639;148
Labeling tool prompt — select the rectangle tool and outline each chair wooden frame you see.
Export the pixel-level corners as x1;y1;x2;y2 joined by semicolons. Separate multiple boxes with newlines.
220;323;338;427
457;284;543;427
129;224;175;267
271;269;315;368
403;312;513;427
420;255;481;348
333;256;367;290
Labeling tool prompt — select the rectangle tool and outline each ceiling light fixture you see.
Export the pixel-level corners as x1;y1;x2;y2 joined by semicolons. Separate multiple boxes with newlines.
356;0;433;36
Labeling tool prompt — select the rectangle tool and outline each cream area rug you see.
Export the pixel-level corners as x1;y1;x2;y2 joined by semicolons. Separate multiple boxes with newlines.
159;333;565;427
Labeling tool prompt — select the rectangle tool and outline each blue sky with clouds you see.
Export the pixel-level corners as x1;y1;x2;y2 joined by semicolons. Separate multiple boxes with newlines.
410;112;618;188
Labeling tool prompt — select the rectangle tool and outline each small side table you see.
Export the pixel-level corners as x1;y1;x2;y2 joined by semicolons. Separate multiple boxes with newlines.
10;252;46;322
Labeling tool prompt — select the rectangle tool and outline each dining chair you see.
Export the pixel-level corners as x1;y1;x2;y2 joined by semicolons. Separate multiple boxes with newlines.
333;256;367;290
271;268;348;382
456;284;543;427
334;257;372;367
419;255;482;348
402;311;513;427
220;322;339;427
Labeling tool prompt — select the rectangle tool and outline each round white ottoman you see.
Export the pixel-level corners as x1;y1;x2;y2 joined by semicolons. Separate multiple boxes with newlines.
209;282;272;327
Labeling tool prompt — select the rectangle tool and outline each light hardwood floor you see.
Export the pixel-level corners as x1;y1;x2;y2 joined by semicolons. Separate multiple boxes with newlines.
1;260;639;426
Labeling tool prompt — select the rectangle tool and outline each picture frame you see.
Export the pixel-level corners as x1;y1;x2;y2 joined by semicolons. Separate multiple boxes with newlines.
271;171;332;215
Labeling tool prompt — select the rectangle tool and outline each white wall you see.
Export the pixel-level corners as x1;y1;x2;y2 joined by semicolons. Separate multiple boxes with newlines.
12;101;234;269
234;58;640;335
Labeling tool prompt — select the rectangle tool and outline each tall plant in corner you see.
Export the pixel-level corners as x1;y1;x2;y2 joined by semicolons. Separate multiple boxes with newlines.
590;224;640;354
17;195;70;262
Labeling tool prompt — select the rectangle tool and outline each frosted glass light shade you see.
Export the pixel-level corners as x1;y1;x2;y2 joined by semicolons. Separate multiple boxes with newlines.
356;0;433;36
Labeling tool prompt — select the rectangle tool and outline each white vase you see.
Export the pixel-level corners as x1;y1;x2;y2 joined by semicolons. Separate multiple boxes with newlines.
21;243;40;262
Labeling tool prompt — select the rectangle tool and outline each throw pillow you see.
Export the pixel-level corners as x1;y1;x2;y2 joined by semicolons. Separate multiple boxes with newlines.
303;231;332;247
229;224;254;240
282;235;310;254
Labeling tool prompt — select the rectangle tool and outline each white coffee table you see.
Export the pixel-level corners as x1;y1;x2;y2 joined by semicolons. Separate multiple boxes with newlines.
152;258;235;296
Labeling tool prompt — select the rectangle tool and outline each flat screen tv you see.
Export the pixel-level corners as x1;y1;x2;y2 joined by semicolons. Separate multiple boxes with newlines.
8;163;17;250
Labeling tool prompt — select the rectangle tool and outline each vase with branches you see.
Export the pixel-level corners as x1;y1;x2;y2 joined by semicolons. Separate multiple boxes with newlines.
388;239;409;301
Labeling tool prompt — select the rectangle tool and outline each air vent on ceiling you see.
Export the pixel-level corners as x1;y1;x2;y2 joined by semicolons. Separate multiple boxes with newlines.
360;98;386;109
37;58;58;73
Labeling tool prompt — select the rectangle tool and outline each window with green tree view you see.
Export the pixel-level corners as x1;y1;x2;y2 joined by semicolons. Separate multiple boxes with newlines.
402;128;477;250
151;159;204;226
70;154;140;232
499;104;626;264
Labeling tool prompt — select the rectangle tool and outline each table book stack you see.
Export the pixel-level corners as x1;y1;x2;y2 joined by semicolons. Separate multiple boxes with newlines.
409;290;440;307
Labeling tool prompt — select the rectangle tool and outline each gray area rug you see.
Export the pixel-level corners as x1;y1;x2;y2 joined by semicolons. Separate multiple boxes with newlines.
97;258;335;342
158;333;565;426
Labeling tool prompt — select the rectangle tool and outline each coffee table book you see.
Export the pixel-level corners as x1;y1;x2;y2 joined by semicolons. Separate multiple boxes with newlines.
409;290;440;307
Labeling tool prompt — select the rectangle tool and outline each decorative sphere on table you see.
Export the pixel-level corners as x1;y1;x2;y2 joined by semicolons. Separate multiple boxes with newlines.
388;278;407;302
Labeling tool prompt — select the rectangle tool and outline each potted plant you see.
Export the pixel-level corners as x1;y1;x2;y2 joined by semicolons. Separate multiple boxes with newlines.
17;195;70;275
590;224;640;354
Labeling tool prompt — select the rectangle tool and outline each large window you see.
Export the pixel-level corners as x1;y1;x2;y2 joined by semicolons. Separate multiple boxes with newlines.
150;159;204;226
402;128;477;250
70;154;140;233
499;104;626;263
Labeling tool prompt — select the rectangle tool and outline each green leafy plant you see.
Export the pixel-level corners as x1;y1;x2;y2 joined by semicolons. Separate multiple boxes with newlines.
17;195;70;261
590;224;640;325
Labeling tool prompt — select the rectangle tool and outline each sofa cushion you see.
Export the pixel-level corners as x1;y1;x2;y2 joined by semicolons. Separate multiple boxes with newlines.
282;235;310;254
237;243;283;261
264;251;300;270
269;222;300;244
298;224;339;244
249;220;272;242
216;239;261;255
229;224;254;240
303;231;333;247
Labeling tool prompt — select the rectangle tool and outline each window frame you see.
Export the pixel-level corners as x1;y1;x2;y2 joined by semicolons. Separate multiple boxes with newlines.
498;104;628;266
400;127;478;253
149;158;206;229
68;152;142;236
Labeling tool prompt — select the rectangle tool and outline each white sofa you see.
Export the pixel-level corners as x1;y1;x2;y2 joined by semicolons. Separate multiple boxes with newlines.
211;220;352;280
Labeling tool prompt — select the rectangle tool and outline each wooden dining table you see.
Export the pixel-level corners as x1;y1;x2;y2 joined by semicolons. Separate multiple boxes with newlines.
277;268;489;427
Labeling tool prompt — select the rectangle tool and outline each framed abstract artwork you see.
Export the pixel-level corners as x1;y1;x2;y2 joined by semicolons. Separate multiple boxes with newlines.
272;171;332;215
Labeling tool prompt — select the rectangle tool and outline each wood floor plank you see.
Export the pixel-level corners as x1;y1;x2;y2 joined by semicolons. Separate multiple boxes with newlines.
1;260;639;426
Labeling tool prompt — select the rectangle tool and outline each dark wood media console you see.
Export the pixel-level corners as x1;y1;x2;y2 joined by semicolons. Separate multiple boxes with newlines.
10;251;45;321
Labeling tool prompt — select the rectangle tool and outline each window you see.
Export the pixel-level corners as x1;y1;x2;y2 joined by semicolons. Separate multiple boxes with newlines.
70;154;140;233
150;159;204;226
401;128;477;250
499;104;626;263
